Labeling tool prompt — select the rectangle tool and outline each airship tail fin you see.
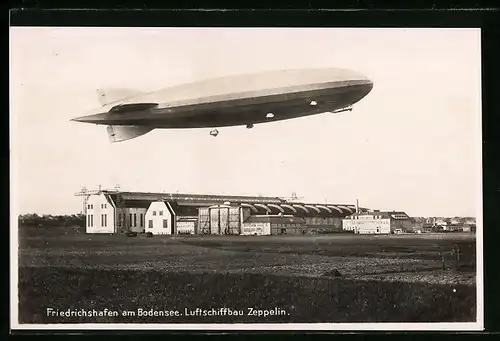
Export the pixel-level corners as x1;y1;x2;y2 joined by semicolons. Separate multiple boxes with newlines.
106;125;154;143
97;88;143;106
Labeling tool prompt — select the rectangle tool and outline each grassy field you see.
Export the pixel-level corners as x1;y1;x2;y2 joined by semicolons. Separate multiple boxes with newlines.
17;226;477;324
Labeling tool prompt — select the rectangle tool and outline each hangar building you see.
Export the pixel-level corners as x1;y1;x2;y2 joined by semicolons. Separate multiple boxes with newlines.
78;189;359;235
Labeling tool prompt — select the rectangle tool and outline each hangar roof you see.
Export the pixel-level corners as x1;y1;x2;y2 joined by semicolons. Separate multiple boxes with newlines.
100;190;359;218
169;202;199;217
107;194;151;209
107;191;284;205
244;215;306;225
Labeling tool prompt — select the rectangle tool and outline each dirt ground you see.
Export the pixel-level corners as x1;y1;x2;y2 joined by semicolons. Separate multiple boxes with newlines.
16;227;477;323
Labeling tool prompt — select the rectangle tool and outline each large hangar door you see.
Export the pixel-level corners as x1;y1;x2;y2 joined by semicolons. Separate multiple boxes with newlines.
219;208;229;234
198;208;210;234
229;207;240;235
208;207;231;234
210;208;219;234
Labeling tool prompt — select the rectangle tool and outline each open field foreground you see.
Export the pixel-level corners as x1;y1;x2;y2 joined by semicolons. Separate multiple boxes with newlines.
17;226;477;324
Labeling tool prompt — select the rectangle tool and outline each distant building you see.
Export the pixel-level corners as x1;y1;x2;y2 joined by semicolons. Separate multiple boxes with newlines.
411;217;425;233
240;215;307;235
342;211;413;234
434;218;465;232
463;217;476;225
462;225;471;233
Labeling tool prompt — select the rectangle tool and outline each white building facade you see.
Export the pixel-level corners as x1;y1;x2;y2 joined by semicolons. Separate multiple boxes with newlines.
144;201;176;235
241;217;272;235
86;193;116;233
342;211;412;234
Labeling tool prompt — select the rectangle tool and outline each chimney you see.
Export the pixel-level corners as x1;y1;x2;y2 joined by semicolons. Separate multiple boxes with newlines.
356;198;359;213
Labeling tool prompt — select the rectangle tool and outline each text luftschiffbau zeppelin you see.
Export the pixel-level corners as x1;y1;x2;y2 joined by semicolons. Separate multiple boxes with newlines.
46;307;289;318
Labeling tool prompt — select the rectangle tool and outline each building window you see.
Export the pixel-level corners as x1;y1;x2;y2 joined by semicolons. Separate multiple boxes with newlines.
129;214;132;226
104;214;107;227
153;211;157;216
159;210;163;216
148;220;153;229
90;214;93;227
140;214;144;227
134;213;137;227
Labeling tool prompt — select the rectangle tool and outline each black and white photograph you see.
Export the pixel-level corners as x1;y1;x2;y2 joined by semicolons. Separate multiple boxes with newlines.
10;27;483;331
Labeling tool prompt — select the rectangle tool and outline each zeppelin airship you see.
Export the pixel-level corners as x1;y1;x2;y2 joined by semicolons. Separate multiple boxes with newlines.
71;68;373;142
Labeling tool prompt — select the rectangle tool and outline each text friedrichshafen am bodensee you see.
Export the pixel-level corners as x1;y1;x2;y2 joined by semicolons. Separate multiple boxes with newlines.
46;307;289;318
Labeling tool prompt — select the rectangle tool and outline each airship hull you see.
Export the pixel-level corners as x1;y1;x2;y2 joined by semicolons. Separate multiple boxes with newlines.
72;68;374;140
80;83;371;128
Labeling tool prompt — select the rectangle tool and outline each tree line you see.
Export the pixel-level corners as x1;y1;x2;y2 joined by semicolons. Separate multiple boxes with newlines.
18;213;85;227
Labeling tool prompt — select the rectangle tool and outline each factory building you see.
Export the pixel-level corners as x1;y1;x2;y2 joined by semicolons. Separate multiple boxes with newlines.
241;215;308;235
342;211;413;234
77;189;359;235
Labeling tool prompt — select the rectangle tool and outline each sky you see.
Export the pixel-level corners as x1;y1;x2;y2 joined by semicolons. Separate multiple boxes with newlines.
10;27;482;217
